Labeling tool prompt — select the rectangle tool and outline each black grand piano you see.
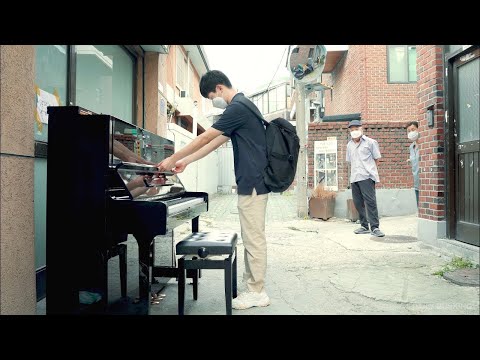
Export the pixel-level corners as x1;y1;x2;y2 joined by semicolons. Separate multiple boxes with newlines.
46;106;208;315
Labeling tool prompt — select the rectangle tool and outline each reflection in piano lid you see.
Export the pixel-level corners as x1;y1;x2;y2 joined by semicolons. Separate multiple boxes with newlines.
111;161;186;201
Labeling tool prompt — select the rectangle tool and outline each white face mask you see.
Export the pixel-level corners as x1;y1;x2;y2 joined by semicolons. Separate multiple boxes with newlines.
212;97;228;109
408;131;419;141
350;130;362;139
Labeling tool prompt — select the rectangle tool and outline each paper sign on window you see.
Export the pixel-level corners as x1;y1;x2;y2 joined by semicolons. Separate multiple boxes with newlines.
35;86;61;132
314;139;338;191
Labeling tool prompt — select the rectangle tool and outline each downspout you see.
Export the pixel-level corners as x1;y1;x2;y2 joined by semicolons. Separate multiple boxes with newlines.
186;50;190;94
142;56;146;129
186;50;198;191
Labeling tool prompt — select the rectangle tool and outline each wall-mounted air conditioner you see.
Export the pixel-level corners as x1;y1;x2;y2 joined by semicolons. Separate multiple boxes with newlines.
179;90;187;98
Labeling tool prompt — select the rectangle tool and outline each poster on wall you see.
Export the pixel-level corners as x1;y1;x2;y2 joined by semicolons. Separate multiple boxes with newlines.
314;138;338;191
35;85;61;133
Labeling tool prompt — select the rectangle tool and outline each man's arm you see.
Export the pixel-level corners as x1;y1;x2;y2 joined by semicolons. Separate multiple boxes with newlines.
174;127;224;161
371;139;381;168
157;127;224;171
172;135;230;174
185;135;230;164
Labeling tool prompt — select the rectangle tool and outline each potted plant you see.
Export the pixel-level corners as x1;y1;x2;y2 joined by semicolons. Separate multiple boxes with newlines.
309;184;336;220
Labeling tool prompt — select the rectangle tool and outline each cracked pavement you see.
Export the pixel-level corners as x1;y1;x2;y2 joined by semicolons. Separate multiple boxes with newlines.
36;193;480;315
147;193;479;315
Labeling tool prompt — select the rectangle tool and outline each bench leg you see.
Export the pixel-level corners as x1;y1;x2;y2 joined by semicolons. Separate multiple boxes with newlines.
178;257;186;315
193;268;199;301
233;248;237;298
118;245;127;298
224;257;232;315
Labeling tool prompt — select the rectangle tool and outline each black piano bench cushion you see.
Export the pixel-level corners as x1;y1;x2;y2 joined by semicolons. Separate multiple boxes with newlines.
176;232;237;256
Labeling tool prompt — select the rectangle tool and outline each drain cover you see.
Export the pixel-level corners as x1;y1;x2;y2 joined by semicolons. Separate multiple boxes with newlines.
370;235;418;243
443;268;480;287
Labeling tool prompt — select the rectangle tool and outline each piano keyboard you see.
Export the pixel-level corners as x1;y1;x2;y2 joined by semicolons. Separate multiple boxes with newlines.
163;197;205;215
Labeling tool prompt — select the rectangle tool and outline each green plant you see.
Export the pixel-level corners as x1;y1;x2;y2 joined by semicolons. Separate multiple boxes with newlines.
433;256;475;276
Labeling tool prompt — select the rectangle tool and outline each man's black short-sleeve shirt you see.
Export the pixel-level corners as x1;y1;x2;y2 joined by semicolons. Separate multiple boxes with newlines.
211;93;270;195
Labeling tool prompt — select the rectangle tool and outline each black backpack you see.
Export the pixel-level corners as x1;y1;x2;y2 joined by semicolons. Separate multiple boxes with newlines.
237;96;300;193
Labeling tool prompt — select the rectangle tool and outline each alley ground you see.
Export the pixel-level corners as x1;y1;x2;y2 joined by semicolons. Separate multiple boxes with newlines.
38;193;480;315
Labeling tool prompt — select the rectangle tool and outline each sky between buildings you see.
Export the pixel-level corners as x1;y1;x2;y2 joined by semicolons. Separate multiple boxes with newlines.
202;45;291;95
202;45;346;96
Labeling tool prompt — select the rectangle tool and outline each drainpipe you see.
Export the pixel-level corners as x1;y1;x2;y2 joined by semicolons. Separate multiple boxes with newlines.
186;50;190;95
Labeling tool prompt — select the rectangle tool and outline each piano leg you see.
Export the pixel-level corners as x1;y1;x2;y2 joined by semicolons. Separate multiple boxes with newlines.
178;257;186;315
136;236;153;315
150;240;159;284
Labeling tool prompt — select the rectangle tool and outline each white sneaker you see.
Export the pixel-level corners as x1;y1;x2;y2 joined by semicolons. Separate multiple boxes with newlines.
232;291;270;310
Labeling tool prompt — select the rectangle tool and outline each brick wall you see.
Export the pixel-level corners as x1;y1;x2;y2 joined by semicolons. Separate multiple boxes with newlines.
308;121;413;190
364;45;418;121
416;45;446;221
323;45;418;122
323;46;365;115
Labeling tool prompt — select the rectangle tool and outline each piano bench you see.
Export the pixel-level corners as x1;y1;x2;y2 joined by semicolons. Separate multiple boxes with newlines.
176;232;238;315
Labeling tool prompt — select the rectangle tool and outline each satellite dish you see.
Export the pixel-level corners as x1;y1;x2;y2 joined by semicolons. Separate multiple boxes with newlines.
288;45;327;84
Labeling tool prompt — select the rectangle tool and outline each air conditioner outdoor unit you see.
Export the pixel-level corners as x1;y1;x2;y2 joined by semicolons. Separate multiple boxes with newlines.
179;90;187;98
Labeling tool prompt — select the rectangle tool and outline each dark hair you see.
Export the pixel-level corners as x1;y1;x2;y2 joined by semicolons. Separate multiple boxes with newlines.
406;121;419;129
199;70;232;98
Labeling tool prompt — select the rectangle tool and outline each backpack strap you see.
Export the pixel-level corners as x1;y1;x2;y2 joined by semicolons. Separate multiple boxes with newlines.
235;95;269;127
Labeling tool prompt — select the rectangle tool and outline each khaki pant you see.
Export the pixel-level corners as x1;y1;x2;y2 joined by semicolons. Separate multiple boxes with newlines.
237;188;269;293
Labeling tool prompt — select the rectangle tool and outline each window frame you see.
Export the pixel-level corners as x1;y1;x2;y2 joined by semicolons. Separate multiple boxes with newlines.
70;45;139;125
387;45;417;84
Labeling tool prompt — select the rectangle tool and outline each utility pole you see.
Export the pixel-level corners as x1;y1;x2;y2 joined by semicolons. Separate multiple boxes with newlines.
295;84;308;218
288;45;328;219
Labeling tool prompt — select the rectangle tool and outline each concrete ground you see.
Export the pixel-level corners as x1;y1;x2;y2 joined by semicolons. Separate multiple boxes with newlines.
37;193;480;315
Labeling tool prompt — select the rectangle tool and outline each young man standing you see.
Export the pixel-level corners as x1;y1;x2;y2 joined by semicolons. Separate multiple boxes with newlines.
346;120;385;237
406;121;420;208
157;70;271;310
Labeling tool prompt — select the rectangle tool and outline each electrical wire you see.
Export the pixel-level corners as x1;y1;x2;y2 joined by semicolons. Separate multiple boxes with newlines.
258;45;289;96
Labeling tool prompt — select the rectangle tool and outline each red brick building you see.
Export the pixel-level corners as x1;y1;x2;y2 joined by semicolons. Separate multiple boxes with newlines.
306;45;479;260
309;45;418;190
323;45;418;121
